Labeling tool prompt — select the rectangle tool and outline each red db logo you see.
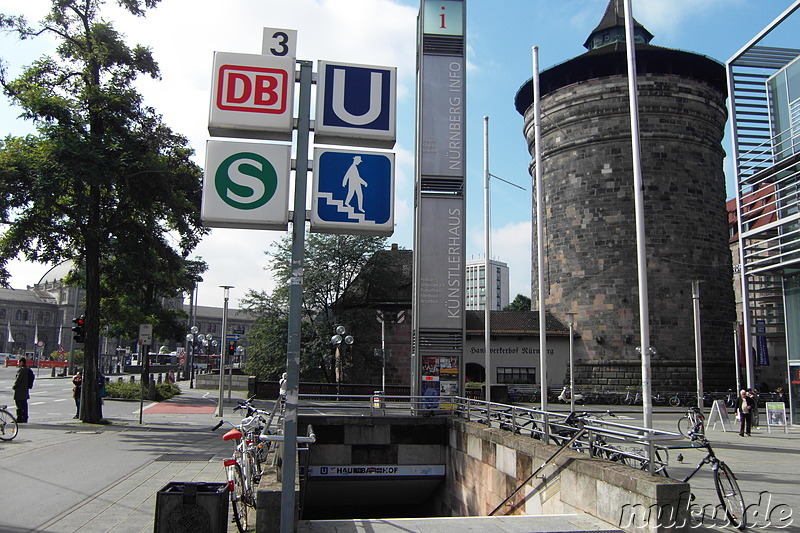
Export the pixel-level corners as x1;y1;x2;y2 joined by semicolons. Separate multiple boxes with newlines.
216;65;289;114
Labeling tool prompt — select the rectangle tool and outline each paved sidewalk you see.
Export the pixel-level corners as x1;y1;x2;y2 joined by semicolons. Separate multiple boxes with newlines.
0;374;248;533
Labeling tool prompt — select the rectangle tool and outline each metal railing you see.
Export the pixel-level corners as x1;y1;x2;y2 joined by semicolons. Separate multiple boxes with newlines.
290;394;680;472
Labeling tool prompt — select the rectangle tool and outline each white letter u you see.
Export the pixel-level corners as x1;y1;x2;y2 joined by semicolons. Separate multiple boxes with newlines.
332;68;382;126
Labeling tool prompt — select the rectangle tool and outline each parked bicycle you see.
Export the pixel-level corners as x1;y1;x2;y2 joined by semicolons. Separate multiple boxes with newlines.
673;431;746;529
668;392;682;407
213;398;278;533
677;406;705;437
0;405;18;441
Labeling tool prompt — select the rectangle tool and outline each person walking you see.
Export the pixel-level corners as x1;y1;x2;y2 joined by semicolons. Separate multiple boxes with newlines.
72;370;83;419
737;389;756;437
12;357;35;423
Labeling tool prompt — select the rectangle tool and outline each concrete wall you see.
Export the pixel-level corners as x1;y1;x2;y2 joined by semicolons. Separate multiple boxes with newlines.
440;418;692;533
194;373;254;395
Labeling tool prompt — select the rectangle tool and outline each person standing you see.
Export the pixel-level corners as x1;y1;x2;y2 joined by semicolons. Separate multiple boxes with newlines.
72;370;83;419
737;389;756;437
12;357;35;423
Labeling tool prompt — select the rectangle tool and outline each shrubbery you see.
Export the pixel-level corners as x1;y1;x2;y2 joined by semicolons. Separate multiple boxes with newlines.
105;380;181;401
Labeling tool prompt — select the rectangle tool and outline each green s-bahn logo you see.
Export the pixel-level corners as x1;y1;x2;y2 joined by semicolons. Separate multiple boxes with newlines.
215;152;278;210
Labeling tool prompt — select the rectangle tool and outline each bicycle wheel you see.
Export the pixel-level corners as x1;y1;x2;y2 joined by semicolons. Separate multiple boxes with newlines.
669;396;681;407
0;408;18;441
714;461;746;529
228;462;249;533
677;416;691;437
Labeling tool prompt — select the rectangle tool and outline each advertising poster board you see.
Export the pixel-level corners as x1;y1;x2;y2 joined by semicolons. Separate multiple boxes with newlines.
766;402;788;434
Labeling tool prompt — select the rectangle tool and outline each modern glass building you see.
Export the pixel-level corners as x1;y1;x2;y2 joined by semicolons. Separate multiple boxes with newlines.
729;0;800;425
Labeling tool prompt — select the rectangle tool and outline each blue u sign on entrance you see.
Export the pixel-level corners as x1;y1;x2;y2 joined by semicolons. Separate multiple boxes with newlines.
315;61;396;149
311;148;394;236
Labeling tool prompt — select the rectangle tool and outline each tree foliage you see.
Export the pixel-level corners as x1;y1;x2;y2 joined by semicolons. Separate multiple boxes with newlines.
504;293;532;311
243;234;387;382
0;0;207;422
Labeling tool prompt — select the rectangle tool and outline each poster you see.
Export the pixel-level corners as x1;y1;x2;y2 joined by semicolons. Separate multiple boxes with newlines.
766;402;787;427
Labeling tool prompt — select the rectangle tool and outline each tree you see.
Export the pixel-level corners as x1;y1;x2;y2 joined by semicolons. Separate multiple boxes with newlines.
504;294;532;311
243;234;387;382
0;0;207;423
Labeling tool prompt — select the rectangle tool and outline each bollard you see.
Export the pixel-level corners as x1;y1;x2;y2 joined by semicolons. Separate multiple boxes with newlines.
130;375;135;383
157;373;163;384
148;379;157;401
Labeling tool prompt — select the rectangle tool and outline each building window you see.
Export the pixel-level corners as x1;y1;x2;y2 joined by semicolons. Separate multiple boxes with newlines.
0;309;5;320
496;367;536;384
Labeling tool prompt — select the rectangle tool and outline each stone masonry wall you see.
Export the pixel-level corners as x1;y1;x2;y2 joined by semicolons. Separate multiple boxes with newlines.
523;72;736;392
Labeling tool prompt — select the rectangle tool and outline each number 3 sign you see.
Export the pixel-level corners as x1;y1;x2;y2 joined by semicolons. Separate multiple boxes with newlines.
262;27;297;59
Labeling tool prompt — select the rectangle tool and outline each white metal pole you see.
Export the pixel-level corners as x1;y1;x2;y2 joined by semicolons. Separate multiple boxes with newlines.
693;281;704;412
532;47;547;412
484;115;492;400
381;317;386;394
568;313;576;413
216;285;232;417
622;0;653;433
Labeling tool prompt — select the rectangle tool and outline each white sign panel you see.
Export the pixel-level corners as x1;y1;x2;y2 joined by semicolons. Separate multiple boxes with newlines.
208;51;295;141
202;140;291;230
138;323;153;344
311;148;394;236
315;61;396;149
262;27;297;58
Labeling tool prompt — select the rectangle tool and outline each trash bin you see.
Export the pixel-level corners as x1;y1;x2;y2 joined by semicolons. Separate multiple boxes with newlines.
154;482;229;533
372;390;385;408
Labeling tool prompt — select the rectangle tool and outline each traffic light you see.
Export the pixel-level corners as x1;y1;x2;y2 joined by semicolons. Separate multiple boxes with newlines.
72;315;86;343
227;341;236;356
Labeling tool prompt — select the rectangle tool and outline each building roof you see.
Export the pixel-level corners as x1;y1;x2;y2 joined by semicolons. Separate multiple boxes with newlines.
583;0;653;50
465;310;569;336
515;43;727;116
336;245;412;310
0;287;52;304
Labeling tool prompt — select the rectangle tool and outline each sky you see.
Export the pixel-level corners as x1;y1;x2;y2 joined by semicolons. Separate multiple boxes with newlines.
0;0;797;308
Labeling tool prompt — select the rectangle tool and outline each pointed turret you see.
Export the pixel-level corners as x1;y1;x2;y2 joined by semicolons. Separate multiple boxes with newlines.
583;0;654;50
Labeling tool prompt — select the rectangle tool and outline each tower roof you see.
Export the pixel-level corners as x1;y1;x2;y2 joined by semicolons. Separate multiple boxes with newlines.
583;0;653;50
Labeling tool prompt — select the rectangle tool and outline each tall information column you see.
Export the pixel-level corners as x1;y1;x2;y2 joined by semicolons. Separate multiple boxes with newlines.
412;0;466;407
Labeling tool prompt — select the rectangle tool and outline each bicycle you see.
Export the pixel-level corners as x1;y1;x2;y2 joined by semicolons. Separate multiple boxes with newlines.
673;431;746;529
0;405;18;441
677;406;705;437
668;392;682;407
214;409;270;532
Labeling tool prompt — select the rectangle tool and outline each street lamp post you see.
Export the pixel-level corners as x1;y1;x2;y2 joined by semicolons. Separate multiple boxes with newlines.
330;325;354;397
566;312;576;413
217;286;233;417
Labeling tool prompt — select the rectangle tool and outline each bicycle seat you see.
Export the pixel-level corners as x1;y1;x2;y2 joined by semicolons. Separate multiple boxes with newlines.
223;428;243;441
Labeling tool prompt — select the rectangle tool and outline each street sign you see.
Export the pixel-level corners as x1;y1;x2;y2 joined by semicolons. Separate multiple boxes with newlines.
139;324;153;345
262;27;297;59
226;335;241;341
208;51;295;141
315;61;396;149
201;140;291;230
311;148;394;236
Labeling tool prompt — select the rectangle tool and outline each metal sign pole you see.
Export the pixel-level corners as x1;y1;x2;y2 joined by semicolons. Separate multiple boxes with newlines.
281;59;312;533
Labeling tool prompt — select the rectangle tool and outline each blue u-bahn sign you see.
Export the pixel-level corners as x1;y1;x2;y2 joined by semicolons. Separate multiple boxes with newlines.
314;61;397;149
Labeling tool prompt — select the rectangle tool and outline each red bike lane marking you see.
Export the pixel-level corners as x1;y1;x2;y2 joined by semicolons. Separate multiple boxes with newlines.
144;402;216;414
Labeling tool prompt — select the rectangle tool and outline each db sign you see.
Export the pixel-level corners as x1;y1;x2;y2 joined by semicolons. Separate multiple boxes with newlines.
208;51;295;141
315;61;396;149
201;140;291;230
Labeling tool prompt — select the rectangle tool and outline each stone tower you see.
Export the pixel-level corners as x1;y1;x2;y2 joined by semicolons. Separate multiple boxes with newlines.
514;0;736;392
